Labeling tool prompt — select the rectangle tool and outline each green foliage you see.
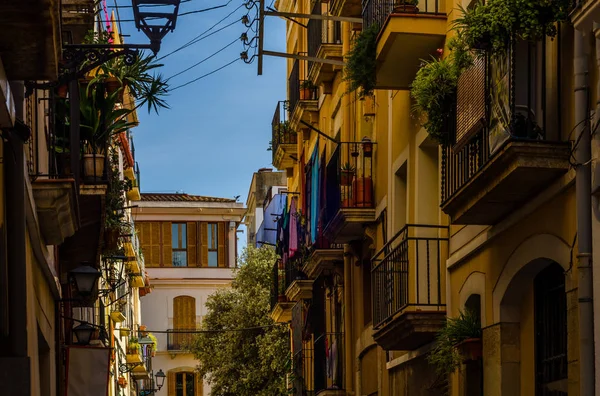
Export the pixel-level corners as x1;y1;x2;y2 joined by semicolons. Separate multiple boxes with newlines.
427;310;481;376
105;149;131;230
344;24;379;99
410;34;473;144
148;333;158;350
188;247;290;396
453;0;570;55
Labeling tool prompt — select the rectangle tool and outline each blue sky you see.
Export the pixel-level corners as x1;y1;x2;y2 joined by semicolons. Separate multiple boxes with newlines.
110;1;285;197
110;0;286;246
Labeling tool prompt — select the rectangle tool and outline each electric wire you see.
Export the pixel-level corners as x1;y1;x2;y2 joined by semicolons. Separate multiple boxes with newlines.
141;324;287;333
169;58;240;91
109;0;195;8
107;2;230;22
112;0;125;38
168;38;239;80
157;2;245;60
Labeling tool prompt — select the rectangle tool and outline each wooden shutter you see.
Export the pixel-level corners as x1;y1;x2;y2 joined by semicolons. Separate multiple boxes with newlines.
150;222;161;267
200;222;208;267
217;222;227;268
137;222;154;267
187;222;198;267
195;373;203;396
456;56;486;148
162;222;172;267
168;371;176;395
174;296;196;348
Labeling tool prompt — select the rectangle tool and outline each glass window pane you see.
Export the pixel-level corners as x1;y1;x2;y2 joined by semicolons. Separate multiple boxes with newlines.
176;373;184;396
208;251;218;267
172;223;178;248
181;224;187;248
208;223;213;248
185;373;195;396
212;224;218;249
173;251;187;267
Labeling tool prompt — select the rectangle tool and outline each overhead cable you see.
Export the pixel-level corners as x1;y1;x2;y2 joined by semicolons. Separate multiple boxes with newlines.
169;58;240;91
168;38;239;80
108;2;230;22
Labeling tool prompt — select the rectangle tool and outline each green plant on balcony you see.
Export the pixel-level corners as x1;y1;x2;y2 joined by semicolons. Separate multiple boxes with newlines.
427;309;481;376
127;337;140;355
300;80;317;100
276;120;296;144
453;0;570;55
344;23;379;99
104;149;132;250
148;333;158;356
410;35;473;145
393;0;419;13
340;162;356;186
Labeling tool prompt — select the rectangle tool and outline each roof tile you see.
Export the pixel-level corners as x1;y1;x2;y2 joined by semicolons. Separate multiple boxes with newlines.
140;193;236;203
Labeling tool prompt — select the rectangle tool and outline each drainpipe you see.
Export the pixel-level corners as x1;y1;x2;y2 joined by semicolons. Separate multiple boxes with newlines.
574;28;596;396
343;244;354;394
4;81;28;358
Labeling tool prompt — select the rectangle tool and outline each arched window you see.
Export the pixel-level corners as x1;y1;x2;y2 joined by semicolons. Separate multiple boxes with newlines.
173;296;196;349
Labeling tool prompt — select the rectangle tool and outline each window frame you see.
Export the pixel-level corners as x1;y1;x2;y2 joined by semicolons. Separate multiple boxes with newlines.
207;223;218;267
175;371;196;396
172;223;188;267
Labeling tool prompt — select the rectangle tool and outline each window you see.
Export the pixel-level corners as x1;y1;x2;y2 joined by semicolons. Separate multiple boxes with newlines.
176;372;195;396
172;223;187;267
207;223;218;267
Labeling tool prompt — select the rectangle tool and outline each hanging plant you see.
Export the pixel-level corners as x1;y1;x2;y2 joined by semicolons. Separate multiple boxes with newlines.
453;0;570;56
410;35;473;145
344;23;379;99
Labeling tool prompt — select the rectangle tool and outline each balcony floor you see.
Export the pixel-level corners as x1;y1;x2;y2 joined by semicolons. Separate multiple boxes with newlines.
324;207;376;243
442;141;571;225
376;14;447;89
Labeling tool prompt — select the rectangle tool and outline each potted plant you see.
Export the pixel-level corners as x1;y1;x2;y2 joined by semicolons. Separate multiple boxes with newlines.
393;0;419;14
300;80;317;100
127;337;140;355
148;333;158;356
344;23;378;99
139;325;148;337
340;163;356;186
104;150;131;251
353;174;373;207
361;136;373;157
118;376;128;389
427;309;482;376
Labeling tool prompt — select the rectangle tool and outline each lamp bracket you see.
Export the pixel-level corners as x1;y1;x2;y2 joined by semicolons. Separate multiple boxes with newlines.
24;44;152;97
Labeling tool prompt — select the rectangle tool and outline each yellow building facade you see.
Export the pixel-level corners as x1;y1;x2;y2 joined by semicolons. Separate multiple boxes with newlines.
265;0;600;395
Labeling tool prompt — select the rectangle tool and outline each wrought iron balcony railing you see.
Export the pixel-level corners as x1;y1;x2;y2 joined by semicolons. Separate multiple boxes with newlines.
314;332;344;392
289;58;318;116
167;329;194;351
362;0;444;31
308;1;342;75
271;101;296;159
323;141;375;223
371;224;448;330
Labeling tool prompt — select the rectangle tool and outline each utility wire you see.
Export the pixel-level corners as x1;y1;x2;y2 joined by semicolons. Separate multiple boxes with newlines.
169;58;240;91
109;0;195;8
140;324;287;334
157;2;244;60
108;3;230;22
168;38;239;80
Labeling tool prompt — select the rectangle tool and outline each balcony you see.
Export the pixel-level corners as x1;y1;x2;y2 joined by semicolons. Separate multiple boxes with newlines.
314;332;345;395
303;225;344;279
323;141;376;243
167;329;193;352
441;47;571;225
270;259;300;323
330;0;362;17
288;58;319;127
307;2;343;91
362;0;446;89
0;0;61;80
570;0;600;32
271;101;297;170
61;0;96;45
371;224;448;350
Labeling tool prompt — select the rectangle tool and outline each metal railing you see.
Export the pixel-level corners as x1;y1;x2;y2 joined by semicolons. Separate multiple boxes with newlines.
308;2;342;75
324;141;375;224
166;329;194;351
314;332;344;392
289;58;318;117
441;41;561;204
371;224;448;330
271;100;296;160
362;0;444;30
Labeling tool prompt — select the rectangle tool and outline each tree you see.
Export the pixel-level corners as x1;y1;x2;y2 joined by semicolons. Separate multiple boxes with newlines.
189;246;290;396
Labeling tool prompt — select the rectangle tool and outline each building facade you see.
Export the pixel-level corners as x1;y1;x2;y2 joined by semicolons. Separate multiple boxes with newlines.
244;168;287;247
133;193;245;396
263;0;600;395
0;3;162;396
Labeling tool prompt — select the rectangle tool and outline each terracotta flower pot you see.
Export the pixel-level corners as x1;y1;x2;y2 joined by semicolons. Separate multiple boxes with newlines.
105;77;125;103
83;154;105;178
455;338;482;362
393;3;419;13
118;376;128;388
353;177;373;207
56;84;69;99
340;170;354;186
